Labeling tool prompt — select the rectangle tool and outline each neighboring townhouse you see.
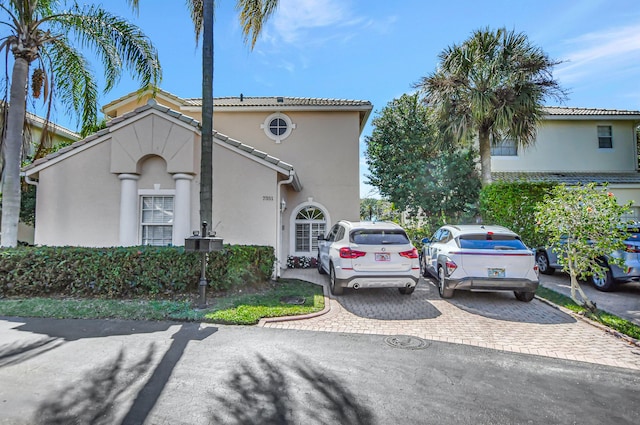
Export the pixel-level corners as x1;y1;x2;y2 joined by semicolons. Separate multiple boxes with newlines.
22;89;372;272
491;106;640;219
0;107;80;244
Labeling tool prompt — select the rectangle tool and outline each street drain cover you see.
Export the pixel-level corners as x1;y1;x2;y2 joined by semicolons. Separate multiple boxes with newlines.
384;335;430;350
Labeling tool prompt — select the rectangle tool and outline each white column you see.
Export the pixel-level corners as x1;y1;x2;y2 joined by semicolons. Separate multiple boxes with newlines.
118;174;140;246
173;173;194;246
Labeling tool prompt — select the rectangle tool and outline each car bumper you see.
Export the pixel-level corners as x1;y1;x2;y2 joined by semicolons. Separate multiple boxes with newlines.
444;276;539;292
335;273;419;290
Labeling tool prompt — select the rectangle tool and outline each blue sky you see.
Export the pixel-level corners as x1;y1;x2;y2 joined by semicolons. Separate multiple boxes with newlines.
42;0;640;197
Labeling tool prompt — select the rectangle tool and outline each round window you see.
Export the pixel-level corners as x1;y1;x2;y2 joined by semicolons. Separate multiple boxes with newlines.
269;118;287;136
262;113;295;143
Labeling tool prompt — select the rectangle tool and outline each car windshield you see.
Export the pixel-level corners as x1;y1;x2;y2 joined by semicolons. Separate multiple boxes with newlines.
458;234;527;250
351;229;410;245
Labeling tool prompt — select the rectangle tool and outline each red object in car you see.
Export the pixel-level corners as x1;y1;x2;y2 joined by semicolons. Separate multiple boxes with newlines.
340;247;366;259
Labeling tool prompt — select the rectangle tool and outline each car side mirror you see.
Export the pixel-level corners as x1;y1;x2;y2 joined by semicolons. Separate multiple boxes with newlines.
317;234;325;241
421;237;430;244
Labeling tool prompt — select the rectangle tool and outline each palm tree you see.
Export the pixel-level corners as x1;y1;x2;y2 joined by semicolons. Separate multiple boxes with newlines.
128;0;278;227
0;0;161;247
416;27;566;185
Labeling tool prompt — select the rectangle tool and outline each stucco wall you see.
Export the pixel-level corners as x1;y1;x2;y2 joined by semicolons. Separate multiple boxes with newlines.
35;140;121;246
492;120;638;172
211;143;278;247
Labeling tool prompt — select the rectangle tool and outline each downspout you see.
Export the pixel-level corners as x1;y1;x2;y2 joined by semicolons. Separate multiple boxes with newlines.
23;173;38;187
275;172;295;279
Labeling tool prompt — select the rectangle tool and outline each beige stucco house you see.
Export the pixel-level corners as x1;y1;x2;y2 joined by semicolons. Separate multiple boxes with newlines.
0;107;80;244
491;106;640;218
22;89;372;272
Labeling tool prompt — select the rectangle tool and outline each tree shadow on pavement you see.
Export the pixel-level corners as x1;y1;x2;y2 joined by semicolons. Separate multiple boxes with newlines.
34;345;156;425
30;323;217;425
209;354;376;425
0;336;62;368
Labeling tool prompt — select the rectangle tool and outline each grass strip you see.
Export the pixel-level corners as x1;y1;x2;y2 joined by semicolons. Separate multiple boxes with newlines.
536;286;640;340
0;279;324;325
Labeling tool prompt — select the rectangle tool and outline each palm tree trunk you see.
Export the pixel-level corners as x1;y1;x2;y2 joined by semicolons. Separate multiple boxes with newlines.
478;128;492;186
1;57;30;247
199;0;214;228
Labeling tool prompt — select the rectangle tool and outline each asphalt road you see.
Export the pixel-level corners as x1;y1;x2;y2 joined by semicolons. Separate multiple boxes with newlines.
1;317;639;425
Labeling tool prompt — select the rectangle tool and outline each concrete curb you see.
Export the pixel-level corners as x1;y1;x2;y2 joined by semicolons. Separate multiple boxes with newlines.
535;295;640;349
257;279;332;326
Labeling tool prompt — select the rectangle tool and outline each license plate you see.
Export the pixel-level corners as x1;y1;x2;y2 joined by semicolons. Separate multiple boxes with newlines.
375;253;391;261
488;268;505;278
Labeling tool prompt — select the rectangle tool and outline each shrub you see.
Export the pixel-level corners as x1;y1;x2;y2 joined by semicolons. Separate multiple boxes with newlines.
0;245;274;299
479;181;556;247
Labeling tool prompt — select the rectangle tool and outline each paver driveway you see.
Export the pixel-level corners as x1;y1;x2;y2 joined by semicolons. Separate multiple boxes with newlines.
262;269;640;370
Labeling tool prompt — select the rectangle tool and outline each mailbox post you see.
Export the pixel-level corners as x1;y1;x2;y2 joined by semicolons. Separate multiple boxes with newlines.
185;222;223;308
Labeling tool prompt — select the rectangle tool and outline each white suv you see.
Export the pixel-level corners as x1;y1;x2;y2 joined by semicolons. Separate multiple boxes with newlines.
317;221;420;295
421;224;539;301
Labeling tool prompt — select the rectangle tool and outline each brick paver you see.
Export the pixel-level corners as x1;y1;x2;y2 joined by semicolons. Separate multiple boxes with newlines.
262;269;640;370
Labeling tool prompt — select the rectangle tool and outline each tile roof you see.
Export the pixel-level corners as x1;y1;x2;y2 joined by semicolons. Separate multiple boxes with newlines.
493;172;640;185
184;96;372;108
23;100;297;178
543;106;640;117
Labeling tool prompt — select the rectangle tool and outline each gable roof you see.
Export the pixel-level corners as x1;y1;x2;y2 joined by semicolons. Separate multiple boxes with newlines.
23;100;302;191
102;88;373;133
543;106;640;120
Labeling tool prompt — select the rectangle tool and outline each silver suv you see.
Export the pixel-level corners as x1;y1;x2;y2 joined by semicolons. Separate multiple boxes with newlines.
535;227;640;291
317;221;420;295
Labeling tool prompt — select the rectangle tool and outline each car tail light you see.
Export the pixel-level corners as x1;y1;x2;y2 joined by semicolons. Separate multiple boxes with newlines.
399;248;419;259
340;247;366;259
625;244;640;253
445;260;457;275
533;264;539;274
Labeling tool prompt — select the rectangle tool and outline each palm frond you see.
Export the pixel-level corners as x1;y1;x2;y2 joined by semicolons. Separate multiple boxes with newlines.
49;3;161;93
236;0;278;48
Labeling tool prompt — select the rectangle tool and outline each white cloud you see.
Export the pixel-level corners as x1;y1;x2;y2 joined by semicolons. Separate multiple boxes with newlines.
269;0;363;44
554;23;640;83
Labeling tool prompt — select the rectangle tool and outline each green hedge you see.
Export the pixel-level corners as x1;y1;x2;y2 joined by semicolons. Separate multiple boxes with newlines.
479;181;556;248
0;245;275;299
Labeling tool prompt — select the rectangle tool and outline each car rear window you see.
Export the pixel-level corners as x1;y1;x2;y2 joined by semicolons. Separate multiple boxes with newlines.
350;229;410;245
458;234;527;250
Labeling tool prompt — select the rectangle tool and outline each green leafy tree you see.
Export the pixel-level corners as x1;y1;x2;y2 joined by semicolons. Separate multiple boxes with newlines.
416;27;566;185
480;181;556;247
365;93;480;224
359;198;396;222
128;0;278;226
0;0;161;247
535;183;632;312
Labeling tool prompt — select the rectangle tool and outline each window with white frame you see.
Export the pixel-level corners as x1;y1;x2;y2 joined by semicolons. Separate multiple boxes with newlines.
598;125;613;149
261;112;296;143
141;195;174;246
294;206;326;253
491;138;517;156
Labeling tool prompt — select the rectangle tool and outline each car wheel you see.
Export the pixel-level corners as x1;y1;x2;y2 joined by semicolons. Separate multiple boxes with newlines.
591;266;615;292
421;256;429;278
317;255;326;275
437;266;453;299
536;251;555;275
329;264;343;295
398;286;415;295
514;291;535;302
